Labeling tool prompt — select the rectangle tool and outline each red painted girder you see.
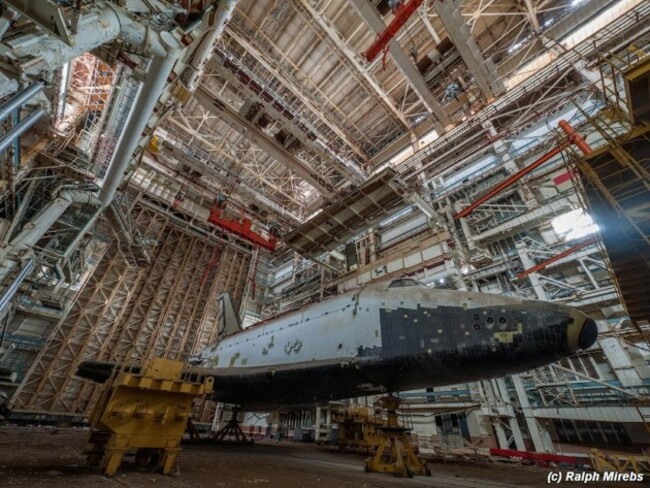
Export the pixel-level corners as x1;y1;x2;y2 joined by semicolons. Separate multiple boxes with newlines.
490;448;585;465
365;0;425;62
454;142;569;220
516;236;598;279
559;119;593;155
454;122;593;220
208;207;277;251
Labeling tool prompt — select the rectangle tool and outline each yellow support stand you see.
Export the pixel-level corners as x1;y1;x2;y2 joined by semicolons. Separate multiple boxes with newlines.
86;358;213;477
364;395;431;478
589;449;650;475
333;405;385;454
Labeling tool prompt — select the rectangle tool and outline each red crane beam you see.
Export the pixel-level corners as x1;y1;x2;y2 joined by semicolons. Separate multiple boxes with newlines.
454;142;569;220
516;236;598;279
365;0;424;62
208;207;277;251
559;119;592;155
454;121;593;221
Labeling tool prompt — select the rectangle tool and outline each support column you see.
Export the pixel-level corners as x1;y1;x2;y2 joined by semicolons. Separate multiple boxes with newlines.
512;375;554;452
516;242;548;301
514;243;554;452
315;407;322;442
494;378;526;450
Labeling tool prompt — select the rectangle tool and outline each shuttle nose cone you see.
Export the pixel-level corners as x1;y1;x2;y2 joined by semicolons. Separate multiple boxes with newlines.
566;308;598;352
578;318;598;350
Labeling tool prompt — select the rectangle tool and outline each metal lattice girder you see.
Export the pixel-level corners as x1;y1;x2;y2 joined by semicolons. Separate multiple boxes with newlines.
348;0;450;128
284;168;410;258
193;85;338;197
162;113;310;214
433;0;504;99
11;249;143;414
295;0;411;129
205;57;366;183
226;31;371;160
10;205;252;417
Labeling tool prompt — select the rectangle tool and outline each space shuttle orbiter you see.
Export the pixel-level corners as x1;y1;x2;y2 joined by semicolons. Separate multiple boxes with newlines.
77;278;597;409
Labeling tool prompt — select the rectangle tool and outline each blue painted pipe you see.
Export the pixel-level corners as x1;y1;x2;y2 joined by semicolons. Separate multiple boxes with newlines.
0;82;43;123
0;259;34;313
0;108;44;153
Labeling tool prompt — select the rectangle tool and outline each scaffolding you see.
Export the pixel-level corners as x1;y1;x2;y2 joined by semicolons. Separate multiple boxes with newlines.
9;203;252;421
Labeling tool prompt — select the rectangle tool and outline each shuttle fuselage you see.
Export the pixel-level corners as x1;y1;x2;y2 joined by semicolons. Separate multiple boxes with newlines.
189;280;597;409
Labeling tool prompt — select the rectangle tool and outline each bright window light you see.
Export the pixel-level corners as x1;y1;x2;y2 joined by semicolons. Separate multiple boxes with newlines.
506;0;643;89
419;129;439;147
387;145;414;167
552;209;599;241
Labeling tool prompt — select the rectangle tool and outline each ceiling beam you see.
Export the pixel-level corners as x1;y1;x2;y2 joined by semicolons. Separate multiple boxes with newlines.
166;117;307;209
150;137;303;224
206;58;366;183
433;0;505;99
227;31;370;161
522;0;540;31
348;0;450;129
193;85;338;198
296;0;411;130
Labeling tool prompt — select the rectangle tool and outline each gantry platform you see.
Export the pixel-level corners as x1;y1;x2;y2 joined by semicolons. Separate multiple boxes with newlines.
577;124;650;326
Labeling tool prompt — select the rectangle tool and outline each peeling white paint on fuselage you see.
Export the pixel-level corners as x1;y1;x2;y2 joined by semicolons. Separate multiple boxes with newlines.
199;282;539;370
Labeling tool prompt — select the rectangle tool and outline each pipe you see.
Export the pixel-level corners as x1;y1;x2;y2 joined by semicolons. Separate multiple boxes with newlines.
183;0;238;92
0;4;164;99
0;83;43;123
0;259;33;313
99;32;183;206
0;108;44;153
454;142;569;220
516;236;598;279
558;120;593;155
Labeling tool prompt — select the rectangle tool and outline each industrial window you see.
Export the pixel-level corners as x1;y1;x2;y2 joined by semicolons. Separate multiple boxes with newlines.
388;278;421;288
553;420;631;447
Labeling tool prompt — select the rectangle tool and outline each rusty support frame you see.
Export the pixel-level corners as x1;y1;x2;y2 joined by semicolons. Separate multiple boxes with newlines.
516;236;599;279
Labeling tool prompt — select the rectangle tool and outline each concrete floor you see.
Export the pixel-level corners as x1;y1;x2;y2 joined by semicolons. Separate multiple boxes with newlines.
0;426;624;487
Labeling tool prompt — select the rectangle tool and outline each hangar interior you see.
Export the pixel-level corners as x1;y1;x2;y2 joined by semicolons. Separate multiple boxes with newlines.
0;0;649;483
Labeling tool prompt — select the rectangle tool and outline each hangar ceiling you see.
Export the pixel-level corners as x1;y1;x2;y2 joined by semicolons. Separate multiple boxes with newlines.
146;0;630;230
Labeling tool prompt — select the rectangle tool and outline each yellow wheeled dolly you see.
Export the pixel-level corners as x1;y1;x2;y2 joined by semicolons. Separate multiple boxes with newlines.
86;358;213;477
364;395;431;478
333;405;385;454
